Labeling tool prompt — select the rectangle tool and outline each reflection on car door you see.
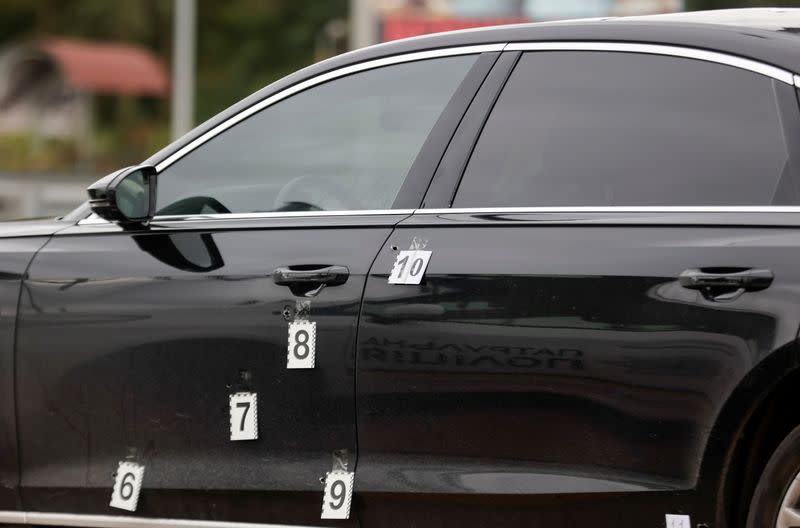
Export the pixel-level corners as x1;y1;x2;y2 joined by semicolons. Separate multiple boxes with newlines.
17;219;398;524
0;230;58;511
355;50;800;526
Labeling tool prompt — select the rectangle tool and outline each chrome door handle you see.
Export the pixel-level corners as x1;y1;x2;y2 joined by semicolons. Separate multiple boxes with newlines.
678;267;773;301
678;268;773;291
272;265;349;286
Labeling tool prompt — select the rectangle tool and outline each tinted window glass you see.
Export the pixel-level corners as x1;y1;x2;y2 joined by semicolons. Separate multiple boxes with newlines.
454;52;793;207
157;55;476;215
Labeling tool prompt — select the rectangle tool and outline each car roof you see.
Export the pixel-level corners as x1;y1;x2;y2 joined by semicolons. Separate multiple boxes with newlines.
338;7;800;70
146;8;800;169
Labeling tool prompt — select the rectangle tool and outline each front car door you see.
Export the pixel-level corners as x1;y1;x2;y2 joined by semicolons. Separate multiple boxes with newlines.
356;46;800;527
14;48;487;526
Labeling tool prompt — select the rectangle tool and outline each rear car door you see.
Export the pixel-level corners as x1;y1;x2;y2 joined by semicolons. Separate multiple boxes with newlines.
15;49;488;525
356;47;800;526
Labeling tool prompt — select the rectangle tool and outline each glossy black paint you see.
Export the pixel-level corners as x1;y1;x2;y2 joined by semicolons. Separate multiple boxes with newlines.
356;213;800;525
0;219;71;509
0;10;798;528
14;214;406;524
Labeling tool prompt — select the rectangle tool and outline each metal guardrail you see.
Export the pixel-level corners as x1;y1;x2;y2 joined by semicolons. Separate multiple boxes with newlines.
0;172;96;220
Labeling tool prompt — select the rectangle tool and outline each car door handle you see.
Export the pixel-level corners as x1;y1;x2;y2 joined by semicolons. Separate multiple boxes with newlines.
678;268;773;301
273;265;349;286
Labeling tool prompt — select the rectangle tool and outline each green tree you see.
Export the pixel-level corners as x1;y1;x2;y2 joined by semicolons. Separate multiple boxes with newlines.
0;0;347;171
196;0;347;120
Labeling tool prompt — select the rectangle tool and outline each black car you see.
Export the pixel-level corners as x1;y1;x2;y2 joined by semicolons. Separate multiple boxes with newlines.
1;7;800;528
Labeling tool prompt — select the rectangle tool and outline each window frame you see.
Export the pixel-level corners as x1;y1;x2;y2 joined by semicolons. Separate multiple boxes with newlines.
420;41;800;214
78;41;800;226
154;45;501;222
79;44;503;226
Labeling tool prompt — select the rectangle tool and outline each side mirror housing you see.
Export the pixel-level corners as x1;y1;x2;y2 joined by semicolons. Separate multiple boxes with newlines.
87;166;157;227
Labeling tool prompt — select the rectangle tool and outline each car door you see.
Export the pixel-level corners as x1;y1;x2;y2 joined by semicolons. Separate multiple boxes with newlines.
356;47;800;526
14;49;490;525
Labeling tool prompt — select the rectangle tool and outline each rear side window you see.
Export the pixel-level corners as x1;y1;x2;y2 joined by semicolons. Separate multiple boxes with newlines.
453;51;794;207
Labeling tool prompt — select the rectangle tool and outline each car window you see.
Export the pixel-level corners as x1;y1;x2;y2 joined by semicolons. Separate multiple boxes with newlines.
453;51;794;207
156;55;478;215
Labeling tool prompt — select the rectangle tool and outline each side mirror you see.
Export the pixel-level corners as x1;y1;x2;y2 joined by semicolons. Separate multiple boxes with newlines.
87;166;157;227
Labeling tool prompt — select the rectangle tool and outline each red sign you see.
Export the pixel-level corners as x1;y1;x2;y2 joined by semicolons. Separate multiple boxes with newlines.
382;15;530;42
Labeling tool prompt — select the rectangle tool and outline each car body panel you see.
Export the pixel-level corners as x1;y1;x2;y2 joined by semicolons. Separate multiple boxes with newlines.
0;219;71;509
14;215;405;524
0;234;56;510
355;212;800;525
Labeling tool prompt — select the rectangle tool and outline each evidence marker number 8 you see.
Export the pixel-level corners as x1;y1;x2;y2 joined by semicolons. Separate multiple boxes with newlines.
287;320;316;369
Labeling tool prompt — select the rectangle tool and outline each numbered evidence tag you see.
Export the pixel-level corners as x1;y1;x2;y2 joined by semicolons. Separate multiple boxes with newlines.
665;514;691;528
388;250;432;285
229;392;258;441
287;320;316;369
321;470;355;520
109;461;145;512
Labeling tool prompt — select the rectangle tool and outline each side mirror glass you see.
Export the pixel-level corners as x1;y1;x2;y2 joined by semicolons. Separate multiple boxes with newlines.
87;166;157;227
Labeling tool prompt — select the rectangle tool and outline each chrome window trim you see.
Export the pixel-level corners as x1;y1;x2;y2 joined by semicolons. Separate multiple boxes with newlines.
75;41;798;227
152;209;416;223
155;40;794;174
505;42;796;85
0;511;323;528
77;209;415;225
154;44;505;173
416;206;800;215
78;206;800;226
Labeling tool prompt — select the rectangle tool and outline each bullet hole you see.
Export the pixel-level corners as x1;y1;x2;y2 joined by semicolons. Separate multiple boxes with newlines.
391;245;398;251
282;305;293;320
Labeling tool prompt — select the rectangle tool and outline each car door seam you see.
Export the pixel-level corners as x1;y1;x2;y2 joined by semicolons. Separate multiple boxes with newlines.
351;210;416;478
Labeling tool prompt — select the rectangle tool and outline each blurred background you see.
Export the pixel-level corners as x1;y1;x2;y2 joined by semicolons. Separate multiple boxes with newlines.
0;0;795;220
